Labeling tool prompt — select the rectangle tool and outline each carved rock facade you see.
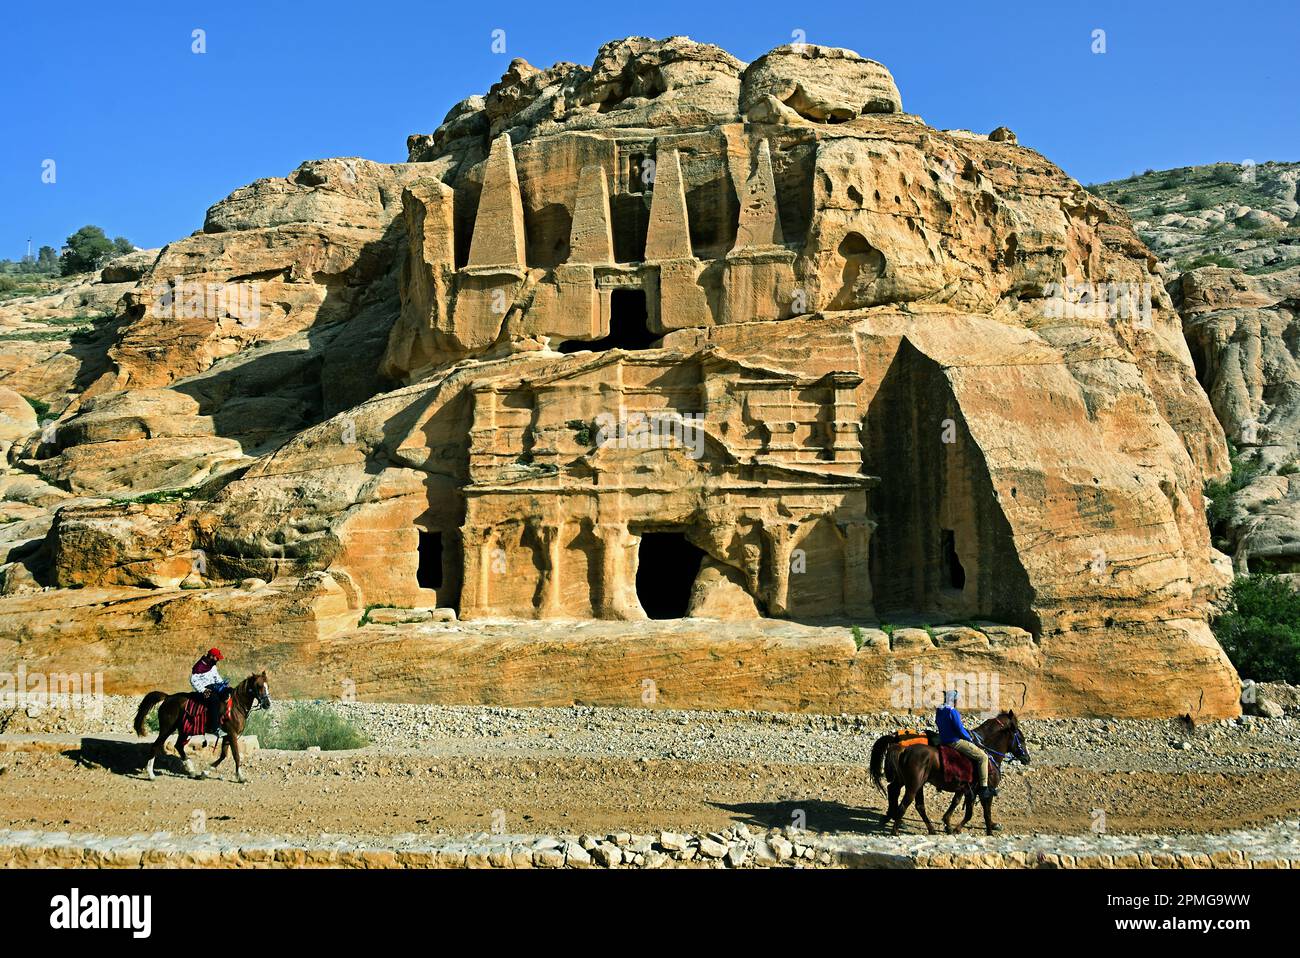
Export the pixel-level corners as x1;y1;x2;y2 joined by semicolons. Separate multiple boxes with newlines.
0;37;1242;717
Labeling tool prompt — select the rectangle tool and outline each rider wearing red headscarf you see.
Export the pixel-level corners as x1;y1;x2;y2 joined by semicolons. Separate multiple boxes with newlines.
191;648;230;735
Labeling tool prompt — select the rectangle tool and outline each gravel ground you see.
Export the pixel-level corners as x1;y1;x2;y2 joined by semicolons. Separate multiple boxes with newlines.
7;694;1297;774
1;693;1298;847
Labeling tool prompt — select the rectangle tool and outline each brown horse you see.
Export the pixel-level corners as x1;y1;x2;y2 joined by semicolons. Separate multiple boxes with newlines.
133;672;271;783
870;711;1029;835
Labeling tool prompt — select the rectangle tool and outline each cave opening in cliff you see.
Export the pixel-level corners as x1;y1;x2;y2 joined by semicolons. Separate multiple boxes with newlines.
417;530;444;590
942;529;966;591
635;531;704;619
558;289;656;352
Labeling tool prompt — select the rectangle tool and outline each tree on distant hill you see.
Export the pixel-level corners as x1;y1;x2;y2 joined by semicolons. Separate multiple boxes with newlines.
59;225;131;276
36;246;58;272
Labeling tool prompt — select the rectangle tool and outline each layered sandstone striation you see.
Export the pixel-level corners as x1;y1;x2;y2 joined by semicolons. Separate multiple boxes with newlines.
0;37;1242;717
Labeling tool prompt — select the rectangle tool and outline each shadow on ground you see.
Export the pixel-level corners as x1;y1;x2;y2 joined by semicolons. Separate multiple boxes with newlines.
710;798;894;835
66;737;167;777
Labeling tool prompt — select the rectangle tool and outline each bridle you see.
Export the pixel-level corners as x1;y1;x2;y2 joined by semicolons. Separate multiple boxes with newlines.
972;716;1027;769
234;676;271;716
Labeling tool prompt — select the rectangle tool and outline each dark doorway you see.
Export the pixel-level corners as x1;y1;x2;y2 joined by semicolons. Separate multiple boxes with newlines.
636;531;704;619
559;289;657;353
417;530;443;590
941;529;965;591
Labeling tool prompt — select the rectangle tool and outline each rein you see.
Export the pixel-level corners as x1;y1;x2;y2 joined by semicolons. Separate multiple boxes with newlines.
972;718;1023;769
231;677;264;720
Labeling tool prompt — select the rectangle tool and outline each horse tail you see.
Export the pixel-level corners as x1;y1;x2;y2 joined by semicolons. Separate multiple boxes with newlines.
134;691;167;736
870;734;894;794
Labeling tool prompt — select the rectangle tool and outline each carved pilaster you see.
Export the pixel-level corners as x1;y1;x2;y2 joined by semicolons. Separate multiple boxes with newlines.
592;522;636;620
532;520;563;618
764;524;795;617
458;526;495;619
841;519;875;618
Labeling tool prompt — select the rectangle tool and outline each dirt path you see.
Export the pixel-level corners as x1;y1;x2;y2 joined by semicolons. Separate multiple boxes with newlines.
4;746;1300;839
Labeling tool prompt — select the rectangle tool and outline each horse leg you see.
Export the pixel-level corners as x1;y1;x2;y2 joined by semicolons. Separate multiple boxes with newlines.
941;790;964;833
914;785;937;835
146;712;177;780
981;794;998;835
146;731;167;780
230;732;245;784
210;735;228;773
886;781;901;821
176;736;200;779
958;789;976;832
892;776;921;836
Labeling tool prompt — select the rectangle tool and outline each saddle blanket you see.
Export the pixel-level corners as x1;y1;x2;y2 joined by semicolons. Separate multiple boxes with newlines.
180;694;231;739
894;728;930;750
938;745;975;787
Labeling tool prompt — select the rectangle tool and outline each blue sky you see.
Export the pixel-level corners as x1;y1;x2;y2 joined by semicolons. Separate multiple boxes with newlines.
2;0;1297;258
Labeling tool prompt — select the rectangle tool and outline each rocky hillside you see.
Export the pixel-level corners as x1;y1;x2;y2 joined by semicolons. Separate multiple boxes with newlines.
1090;161;1300;273
1085;163;1300;580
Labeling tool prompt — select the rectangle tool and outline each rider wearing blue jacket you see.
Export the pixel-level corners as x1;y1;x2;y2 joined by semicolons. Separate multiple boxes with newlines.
936;689;994;798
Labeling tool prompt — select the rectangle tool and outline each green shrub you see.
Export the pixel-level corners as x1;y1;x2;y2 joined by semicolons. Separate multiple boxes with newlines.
566;419;596;446
1187;190;1215;211
358;603;397;627
1181;252;1237;271
851;625;864;649
22;395;50;421
1212;575;1300;684
244;703;368;750
111;488;195;506
1204;444;1262;533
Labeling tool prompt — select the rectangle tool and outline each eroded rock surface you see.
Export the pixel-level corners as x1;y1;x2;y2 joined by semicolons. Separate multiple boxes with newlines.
0;37;1243;717
1179;264;1300;574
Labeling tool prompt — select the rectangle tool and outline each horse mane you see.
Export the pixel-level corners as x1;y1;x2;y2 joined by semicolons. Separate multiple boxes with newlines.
975;710;1018;734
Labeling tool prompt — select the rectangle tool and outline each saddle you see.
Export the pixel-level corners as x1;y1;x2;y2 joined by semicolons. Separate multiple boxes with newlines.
894;728;940;749
937;745;975;787
181;692;233;738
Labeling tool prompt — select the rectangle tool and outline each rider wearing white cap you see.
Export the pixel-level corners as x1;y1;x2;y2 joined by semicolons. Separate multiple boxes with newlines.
936;688;994;799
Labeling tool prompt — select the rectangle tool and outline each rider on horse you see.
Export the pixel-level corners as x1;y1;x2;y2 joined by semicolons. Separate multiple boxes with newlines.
936;688;995;800
190;647;230;737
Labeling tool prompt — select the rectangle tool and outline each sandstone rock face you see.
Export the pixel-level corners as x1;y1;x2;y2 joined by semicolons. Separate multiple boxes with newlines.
0;386;37;452
740;44;902;121
0;37;1242;717
1178;264;1300;573
110;158;439;418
